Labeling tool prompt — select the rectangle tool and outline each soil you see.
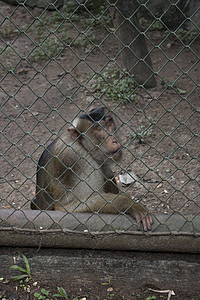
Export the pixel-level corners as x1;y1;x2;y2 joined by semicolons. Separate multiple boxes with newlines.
0;248;200;300
0;278;199;300
0;1;200;299
0;1;199;214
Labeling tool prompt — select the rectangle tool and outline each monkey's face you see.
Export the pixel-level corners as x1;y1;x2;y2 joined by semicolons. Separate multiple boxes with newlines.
68;108;123;164
81;115;122;163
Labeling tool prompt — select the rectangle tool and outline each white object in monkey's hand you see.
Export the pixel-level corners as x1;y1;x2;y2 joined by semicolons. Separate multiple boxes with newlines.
119;172;136;186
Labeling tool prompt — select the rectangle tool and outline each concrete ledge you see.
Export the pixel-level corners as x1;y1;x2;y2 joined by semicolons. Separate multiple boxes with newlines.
0;209;200;253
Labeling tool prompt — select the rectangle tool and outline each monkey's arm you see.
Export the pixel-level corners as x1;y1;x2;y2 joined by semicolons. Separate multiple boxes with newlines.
54;193;153;231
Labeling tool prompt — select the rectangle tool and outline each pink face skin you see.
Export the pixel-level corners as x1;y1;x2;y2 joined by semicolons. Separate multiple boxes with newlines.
68;113;122;163
92;116;122;161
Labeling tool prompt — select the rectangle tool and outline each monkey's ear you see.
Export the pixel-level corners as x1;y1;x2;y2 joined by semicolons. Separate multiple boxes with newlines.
68;127;79;140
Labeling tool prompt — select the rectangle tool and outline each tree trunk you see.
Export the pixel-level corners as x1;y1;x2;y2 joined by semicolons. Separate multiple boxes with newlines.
110;0;156;88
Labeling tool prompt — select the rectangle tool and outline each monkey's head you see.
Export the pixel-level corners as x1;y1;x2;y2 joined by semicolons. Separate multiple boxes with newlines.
68;107;122;164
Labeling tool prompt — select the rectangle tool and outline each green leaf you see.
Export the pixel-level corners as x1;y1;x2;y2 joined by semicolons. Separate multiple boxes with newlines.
41;288;50;295
56;287;68;298
177;88;186;94
34;292;44;299
34;292;40;297
10;265;27;273
22;254;31;276
11;274;28;281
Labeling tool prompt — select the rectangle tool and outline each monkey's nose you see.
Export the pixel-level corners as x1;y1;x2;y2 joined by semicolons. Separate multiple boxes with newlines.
112;139;118;144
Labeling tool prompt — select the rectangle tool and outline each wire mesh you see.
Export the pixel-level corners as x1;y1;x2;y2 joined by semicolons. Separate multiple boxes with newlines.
0;0;199;241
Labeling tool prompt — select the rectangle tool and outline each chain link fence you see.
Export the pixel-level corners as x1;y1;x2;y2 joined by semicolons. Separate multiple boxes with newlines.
0;0;199;251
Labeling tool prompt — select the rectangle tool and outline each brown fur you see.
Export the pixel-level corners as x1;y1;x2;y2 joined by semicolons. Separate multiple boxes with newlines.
31;107;152;231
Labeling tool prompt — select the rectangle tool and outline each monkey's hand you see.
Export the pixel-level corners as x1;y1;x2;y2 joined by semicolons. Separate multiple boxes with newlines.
110;194;153;231
64;193;153;232
130;203;153;231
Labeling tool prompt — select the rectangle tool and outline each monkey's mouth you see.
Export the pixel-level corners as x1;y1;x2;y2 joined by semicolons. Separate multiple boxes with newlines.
105;149;122;159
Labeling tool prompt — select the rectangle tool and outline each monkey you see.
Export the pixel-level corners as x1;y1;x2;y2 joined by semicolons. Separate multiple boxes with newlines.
31;107;153;231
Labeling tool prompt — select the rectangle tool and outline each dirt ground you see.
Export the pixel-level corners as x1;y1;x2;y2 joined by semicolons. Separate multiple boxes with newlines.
0;278;199;300
1;278;199;300
0;248;200;300
0;1;199;214
0;1;200;299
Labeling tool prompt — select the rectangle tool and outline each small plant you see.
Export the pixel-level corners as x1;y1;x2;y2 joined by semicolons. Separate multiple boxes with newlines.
94;4;112;26
151;20;164;31
139;17;164;31
88;66;136;102
176;28;198;44
128;125;153;144
10;254;32;282
162;78;186;94
29;2;112;59
34;288;52;300
33;12;66;36
101;276;112;286
34;286;78;300
30;36;66;61
146;296;157;300
0;24;19;37
53;286;69;299
73;28;97;49
32;5;80;38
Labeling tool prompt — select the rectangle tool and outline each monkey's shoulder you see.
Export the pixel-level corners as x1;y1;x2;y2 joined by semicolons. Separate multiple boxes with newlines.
38;139;57;168
36;139;63;168
38;136;91;170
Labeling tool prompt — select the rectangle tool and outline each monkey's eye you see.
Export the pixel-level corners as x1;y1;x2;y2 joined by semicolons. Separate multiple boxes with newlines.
95;124;102;131
106;117;113;127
